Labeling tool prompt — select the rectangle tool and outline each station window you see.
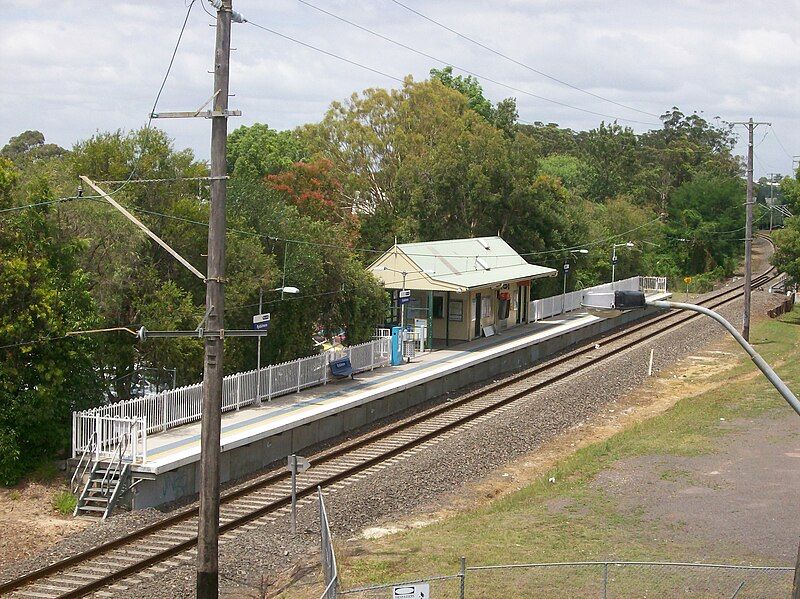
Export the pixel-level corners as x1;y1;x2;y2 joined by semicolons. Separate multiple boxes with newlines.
432;296;444;318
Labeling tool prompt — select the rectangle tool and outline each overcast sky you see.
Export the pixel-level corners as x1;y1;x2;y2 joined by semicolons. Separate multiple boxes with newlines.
2;0;798;178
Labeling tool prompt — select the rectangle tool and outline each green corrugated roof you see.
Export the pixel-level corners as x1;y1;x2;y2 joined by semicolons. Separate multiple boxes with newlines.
370;236;557;291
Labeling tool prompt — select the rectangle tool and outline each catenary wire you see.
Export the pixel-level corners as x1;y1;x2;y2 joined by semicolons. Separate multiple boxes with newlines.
246;20;405;84
389;0;661;119
0;197;80;215
0;326;140;352
768;125;794;161
0;1;198;216
294;0;659;127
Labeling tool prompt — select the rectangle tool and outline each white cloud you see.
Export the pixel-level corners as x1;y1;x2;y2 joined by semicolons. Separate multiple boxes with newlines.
0;0;797;177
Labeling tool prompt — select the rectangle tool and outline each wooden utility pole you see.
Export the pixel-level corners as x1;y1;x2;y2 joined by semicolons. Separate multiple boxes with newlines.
198;0;232;596
731;118;770;342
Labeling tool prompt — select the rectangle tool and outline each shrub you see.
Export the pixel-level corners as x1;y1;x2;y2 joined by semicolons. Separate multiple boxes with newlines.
52;490;77;516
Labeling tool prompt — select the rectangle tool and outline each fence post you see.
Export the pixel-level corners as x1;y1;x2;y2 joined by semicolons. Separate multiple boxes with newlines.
162;392;168;432
131;419;138;463
602;562;608;599
459;556;466;599
236;374;241;411
323;353;328;385
95;412;101;461
72;412;77;459
141;417;148;463
268;365;273;401
297;360;302;393
370;340;375;371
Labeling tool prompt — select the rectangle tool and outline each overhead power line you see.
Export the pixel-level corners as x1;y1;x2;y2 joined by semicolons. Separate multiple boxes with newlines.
246;20;405;84
294;0;659;127
82;0;198;202
0;326;139;351
390;0;661;120
0;197;80;215
768;125;794;161
2;5;198;214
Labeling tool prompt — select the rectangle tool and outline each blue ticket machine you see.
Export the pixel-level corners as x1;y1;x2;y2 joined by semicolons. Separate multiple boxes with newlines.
390;326;403;366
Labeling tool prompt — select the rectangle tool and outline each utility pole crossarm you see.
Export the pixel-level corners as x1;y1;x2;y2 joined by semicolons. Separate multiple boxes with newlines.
80;176;205;280
151;109;241;119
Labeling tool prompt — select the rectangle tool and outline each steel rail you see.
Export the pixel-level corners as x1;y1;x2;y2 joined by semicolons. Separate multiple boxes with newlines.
2;247;781;598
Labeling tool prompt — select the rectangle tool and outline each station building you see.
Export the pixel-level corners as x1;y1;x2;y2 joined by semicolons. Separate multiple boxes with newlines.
367;236;557;346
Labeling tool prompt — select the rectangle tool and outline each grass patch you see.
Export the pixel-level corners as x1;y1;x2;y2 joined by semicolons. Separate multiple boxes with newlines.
52;490;76;516
332;311;800;593
9;489;20;501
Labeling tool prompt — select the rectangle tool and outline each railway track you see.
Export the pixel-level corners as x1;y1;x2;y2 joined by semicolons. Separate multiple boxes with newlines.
1;251;783;598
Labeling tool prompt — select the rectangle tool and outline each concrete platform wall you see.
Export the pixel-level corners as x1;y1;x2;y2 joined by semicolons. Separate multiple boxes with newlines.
131;307;658;509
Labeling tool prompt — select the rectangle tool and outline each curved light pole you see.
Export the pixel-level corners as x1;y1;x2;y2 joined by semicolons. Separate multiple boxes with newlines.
648;299;800;415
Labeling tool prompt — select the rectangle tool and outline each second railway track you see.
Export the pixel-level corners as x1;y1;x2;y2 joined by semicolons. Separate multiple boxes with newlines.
1;256;783;598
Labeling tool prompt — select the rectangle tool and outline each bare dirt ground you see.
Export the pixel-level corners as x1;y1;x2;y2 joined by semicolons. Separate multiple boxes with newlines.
0;482;87;570
592;392;800;564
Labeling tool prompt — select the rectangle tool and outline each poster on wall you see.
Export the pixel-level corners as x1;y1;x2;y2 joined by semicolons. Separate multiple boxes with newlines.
448;300;463;322
471;297;477;320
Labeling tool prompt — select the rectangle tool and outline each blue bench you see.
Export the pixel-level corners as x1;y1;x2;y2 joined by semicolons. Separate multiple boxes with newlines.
329;357;354;379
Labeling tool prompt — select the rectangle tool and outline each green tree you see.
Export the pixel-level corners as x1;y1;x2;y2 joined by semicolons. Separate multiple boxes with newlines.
0;167;102;483
772;216;800;285
1;130;66;164
667;173;745;274
781;168;800;214
227;123;306;181
430;66;518;136
537;154;594;196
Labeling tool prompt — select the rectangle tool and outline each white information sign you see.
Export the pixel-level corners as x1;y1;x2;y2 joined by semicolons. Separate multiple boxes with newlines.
392;583;429;599
287;455;311;473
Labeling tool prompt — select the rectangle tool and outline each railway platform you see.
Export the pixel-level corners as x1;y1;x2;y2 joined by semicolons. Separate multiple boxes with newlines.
125;281;670;509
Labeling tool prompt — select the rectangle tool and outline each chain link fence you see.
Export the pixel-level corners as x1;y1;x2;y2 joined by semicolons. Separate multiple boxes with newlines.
316;492;792;598
332;560;793;598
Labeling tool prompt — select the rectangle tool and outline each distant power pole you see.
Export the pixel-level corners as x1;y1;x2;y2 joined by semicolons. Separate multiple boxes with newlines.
198;0;232;596
768;173;778;231
731;118;770;342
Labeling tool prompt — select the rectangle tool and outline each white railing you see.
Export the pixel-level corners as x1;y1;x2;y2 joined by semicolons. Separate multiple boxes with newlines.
73;338;392;462
528;276;667;322
640;276;668;292
72;415;147;463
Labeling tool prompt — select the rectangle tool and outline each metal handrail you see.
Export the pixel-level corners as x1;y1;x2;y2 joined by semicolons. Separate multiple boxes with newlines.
100;429;130;495
70;432;97;494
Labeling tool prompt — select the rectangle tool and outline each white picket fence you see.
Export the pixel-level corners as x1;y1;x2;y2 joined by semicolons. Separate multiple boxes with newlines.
73;337;392;461
528;275;667;322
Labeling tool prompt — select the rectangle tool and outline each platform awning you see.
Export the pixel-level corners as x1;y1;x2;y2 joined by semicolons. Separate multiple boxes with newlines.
367;236;557;292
